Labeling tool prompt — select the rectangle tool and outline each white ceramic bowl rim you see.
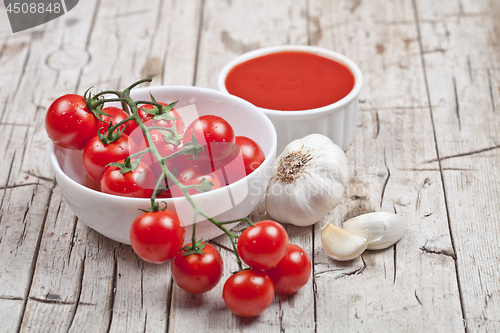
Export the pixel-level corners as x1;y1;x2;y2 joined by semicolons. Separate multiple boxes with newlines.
50;85;277;204
217;45;363;117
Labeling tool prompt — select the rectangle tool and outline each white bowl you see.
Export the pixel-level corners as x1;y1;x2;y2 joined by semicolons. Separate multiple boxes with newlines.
50;86;277;245
217;45;363;152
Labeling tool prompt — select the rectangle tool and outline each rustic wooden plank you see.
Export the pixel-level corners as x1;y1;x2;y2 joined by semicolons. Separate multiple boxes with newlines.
77;0;202;93
0;299;24;333
160;0;203;86
66;231;116;333
19;186;83;333
414;0;500;327
0;32;31;125
308;0;465;331
0;11;82;332
0;183;53;330
415;0;500;158
440;152;500;328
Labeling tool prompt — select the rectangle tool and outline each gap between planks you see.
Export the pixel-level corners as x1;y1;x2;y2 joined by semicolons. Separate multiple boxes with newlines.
411;0;467;328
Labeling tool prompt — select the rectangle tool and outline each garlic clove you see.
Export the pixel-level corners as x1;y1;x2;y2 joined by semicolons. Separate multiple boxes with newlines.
342;212;408;250
321;223;368;261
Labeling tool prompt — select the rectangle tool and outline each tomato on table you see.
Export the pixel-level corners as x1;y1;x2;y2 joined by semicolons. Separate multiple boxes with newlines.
171;243;224;294
45;94;99;150
100;160;155;198
130;209;186;264
182;115;235;167
83;134;137;183
223;269;275;317
237;220;289;270
265;244;311;294
235;136;265;175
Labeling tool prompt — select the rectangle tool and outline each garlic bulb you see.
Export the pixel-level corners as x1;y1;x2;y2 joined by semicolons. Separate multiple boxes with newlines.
321;223;368;261
265;134;348;226
342;212;408;250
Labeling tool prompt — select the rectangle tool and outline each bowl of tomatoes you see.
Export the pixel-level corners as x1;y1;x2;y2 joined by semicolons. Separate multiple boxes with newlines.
49;85;277;244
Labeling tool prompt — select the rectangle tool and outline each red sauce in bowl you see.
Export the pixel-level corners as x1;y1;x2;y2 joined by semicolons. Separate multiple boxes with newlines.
225;51;355;111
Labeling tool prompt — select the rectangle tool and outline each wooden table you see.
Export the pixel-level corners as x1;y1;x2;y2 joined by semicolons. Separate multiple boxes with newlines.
0;0;499;331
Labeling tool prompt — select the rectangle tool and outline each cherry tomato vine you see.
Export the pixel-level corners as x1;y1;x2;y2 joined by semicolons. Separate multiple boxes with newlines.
46;78;312;317
82;78;257;270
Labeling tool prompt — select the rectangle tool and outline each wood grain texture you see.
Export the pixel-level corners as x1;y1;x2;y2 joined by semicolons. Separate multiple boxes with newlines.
0;0;497;331
415;0;500;328
308;0;465;331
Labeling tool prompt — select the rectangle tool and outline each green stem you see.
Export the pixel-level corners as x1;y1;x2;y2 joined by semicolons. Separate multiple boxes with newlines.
106;114;135;134
123;78;152;94
218;218;255;226
160;147;192;161
93;90;122;98
128;147;151;160
146;125;176;133
93;98;128;108
135;100;170;116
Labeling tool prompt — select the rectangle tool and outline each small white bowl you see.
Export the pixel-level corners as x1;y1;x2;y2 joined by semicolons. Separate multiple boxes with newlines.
50;86;277;245
218;45;363;152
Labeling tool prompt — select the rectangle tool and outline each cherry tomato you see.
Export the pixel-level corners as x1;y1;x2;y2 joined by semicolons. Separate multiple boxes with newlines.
235;136;265;175
130;209;186;264
192;144;243;175
237;220;289;270
138;129;177;167
83;134;137;183
177;166;222;186
127;103;185;136
171;243;224;294
100;161;155;198
214;145;246;186
169;166;222;197
222;270;274;317
165;150;196;176
98;107;135;135
45;94;98;150
182;115;235;166
265;244;311;294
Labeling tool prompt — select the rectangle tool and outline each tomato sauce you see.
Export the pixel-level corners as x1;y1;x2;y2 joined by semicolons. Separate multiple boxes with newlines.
225;51;355;111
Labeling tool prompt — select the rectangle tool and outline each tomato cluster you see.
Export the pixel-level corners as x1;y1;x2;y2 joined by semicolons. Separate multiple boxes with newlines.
223;220;312;317
45;94;266;198
45;85;310;318
130;216;311;316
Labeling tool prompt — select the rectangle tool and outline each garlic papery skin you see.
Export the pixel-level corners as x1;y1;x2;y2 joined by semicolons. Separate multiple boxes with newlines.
264;134;348;226
321;223;368;261
342;212;408;250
